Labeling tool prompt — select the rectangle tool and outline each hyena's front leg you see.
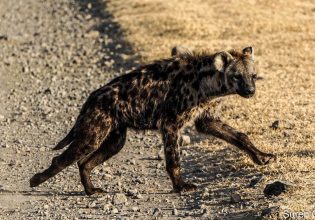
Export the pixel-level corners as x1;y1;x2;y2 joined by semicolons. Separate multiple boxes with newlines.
195;115;276;165
161;123;197;193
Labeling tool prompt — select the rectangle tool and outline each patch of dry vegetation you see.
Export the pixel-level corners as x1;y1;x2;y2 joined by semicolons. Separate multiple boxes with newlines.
107;0;315;215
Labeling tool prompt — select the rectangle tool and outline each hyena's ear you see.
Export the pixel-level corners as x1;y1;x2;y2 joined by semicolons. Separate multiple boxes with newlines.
171;45;192;57
213;51;234;72
242;46;254;60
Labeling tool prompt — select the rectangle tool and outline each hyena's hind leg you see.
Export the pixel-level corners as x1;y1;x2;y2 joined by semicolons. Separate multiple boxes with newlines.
30;109;112;188
77;126;127;195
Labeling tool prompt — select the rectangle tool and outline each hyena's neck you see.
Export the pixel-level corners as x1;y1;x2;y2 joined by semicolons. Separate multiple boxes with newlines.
193;57;231;101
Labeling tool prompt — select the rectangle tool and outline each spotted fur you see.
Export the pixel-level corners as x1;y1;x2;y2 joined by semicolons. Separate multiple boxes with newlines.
30;47;276;195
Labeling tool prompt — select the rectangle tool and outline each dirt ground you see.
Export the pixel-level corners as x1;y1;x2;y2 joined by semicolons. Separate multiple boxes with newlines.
0;0;314;219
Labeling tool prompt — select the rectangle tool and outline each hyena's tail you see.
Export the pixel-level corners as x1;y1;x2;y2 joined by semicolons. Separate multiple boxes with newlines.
52;127;74;150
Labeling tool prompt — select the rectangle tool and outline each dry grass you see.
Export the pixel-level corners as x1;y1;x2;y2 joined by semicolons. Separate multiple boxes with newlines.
107;0;315;215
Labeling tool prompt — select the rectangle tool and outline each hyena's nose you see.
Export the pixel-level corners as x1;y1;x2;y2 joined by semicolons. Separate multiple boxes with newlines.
245;87;255;95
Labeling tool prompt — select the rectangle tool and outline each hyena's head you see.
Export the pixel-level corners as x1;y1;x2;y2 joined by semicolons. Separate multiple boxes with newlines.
171;46;258;98
214;47;257;98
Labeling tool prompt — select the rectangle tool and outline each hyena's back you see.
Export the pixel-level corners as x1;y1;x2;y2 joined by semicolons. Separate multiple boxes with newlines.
81;64;178;128
56;62;176;152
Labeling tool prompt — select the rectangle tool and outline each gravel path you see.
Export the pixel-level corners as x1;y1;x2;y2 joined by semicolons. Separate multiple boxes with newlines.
0;1;275;219
0;0;209;219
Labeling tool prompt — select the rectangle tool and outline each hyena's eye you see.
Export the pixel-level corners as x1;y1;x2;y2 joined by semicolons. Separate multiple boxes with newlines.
232;74;242;81
252;73;258;80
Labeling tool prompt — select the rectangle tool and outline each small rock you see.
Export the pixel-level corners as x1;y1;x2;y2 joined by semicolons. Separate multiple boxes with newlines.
248;175;264;188
132;206;139;212
157;148;164;160
85;14;92;20
156;163;163;169
172;208;178;215
113;193;127;205
89;201;96;208
261;206;279;217
126;189;138;197
181;135;191;145
0;114;5;121
127;159;136;165
201;208;208;215
111;208;119;214
263;181;294;197
270;120;280;130
84;30;100;39
152;208;161;217
283;130;292;137
120;54;130;61
0;35;8;40
230;193;242;203
135;193;143;199
181;150;189;157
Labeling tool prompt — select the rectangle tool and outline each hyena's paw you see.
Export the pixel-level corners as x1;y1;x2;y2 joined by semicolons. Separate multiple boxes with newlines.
86;187;105;196
173;182;197;193
30;173;45;187
254;153;276;165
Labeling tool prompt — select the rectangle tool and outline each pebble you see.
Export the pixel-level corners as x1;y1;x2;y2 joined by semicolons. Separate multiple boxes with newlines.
248;175;264;188
181;135;191;145
261;206;279;217
172;208;178;215
127;189;138;197
263;181;295;197
135;193;143;199
113;193;128;205
132;207;139;212
152;208;161;217
270;120;280;129
111;208;119;214
230;193;242;203
84;30;100;39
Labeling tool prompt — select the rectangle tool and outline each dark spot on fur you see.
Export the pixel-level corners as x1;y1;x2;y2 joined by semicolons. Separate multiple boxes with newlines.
147;63;168;81
221;84;228;93
182;100;188;111
187;63;193;71
142;77;149;85
189;95;194;101
172;61;180;70
129;87;138;97
184;88;190;95
119;90;128;101
192;60;198;67
192;80;199;90
140;90;148;99
151;89;159;98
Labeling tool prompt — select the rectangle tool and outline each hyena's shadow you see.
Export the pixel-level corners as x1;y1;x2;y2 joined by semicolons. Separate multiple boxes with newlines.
179;135;266;219
75;0;140;72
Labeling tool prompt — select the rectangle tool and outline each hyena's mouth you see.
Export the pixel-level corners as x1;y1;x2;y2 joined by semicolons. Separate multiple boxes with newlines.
237;90;255;98
241;93;254;98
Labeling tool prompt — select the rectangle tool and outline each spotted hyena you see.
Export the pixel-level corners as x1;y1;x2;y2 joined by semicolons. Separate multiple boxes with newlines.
30;46;276;195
